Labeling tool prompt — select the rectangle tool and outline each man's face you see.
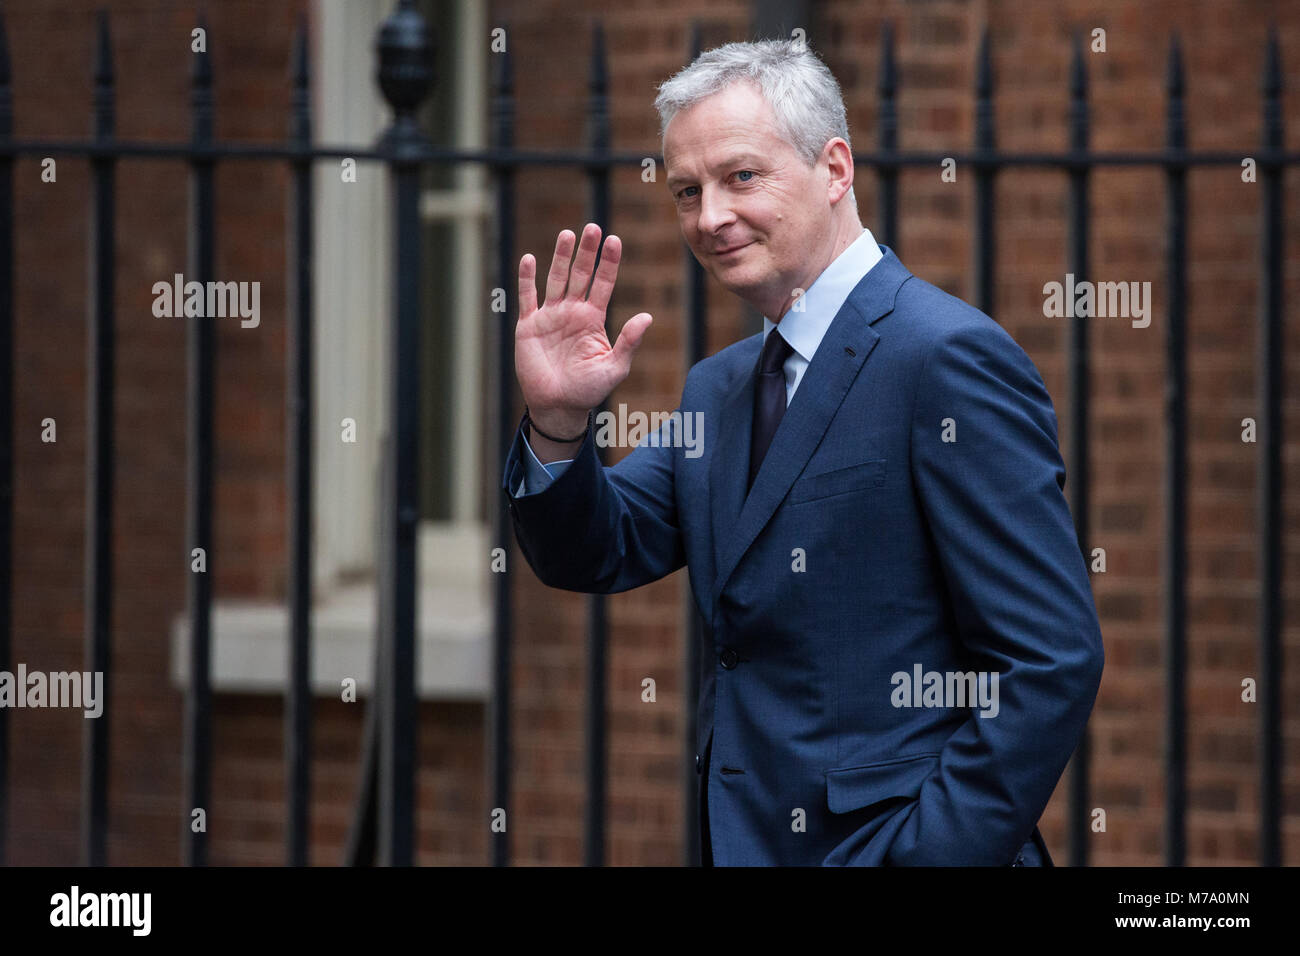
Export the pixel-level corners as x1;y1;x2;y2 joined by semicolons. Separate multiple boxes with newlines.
663;80;832;317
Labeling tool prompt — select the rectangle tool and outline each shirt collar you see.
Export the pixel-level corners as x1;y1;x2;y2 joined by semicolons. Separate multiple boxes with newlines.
761;226;883;361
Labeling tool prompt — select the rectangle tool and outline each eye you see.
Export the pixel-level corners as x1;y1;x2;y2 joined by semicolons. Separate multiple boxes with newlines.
735;170;755;182
676;185;699;201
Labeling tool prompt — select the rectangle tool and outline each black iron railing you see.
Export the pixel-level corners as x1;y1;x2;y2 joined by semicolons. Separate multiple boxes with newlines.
0;1;1290;867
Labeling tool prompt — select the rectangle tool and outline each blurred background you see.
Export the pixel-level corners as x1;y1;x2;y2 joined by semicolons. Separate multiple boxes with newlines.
0;0;1296;866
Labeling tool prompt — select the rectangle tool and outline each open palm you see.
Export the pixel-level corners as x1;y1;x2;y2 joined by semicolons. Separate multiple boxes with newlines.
515;223;652;427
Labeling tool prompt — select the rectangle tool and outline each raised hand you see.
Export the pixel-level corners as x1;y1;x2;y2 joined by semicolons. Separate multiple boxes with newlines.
515;223;653;439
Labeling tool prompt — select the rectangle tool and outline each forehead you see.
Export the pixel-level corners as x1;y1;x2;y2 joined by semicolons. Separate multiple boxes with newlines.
662;81;788;172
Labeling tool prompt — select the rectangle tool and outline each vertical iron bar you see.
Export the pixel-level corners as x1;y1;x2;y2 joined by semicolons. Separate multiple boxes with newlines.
285;16;313;868
0;6;12;868
1257;28;1283;868
1065;33;1091;868
1163;35;1187;867
343;434;391;867
876;23;897;254
488;21;515;869
972;28;995;318
183;15;215;868
83;8;115;868
375;0;433;867
681;20;704;869
584;19;609;868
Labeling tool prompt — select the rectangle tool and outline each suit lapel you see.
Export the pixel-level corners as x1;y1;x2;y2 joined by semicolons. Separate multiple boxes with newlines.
706;246;912;623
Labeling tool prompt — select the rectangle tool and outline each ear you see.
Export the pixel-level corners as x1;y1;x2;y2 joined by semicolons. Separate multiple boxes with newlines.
823;137;854;205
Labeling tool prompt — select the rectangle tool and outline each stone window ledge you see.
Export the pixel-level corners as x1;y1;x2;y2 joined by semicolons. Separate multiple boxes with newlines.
170;527;492;700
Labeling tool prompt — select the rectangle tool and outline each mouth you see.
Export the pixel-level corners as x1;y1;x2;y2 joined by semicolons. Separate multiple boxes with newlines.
713;241;753;257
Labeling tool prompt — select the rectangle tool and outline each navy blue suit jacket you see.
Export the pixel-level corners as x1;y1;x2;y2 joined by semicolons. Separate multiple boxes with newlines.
502;246;1104;865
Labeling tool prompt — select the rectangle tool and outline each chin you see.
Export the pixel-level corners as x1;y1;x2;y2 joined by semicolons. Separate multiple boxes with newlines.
713;254;756;278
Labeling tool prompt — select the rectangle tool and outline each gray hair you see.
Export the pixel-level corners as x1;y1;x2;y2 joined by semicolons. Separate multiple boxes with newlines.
654;38;852;166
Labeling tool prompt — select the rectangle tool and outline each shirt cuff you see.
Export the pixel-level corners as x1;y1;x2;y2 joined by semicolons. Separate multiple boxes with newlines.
513;432;575;497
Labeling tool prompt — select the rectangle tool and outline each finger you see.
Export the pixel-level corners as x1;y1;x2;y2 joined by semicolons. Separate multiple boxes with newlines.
586;233;622;314
612;312;653;373
544;230;576;305
518;253;538;317
566;223;602;300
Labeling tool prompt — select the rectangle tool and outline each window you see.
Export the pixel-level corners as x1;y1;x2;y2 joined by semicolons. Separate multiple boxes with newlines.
170;0;492;698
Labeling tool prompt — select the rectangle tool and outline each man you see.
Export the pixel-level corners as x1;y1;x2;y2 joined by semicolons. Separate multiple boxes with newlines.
501;39;1104;866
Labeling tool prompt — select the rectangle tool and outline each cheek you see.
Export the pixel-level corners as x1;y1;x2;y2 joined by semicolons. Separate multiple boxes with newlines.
755;187;795;231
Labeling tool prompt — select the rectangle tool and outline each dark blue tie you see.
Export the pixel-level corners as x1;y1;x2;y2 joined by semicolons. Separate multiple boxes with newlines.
749;329;794;492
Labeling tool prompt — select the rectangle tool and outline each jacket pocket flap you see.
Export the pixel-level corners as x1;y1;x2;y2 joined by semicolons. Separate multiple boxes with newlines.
825;752;940;814
787;458;885;505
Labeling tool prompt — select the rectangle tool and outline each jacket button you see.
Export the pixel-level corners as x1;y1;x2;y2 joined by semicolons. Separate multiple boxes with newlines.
695;753;701;773
719;648;739;670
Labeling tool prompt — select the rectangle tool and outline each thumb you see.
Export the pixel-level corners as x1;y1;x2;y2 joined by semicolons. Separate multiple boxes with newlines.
612;312;653;371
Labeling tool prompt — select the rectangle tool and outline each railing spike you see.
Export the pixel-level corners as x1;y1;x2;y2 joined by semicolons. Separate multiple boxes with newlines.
192;13;211;87
1262;26;1281;99
0;8;9;88
1069;30;1087;99
589;19;607;95
1166;33;1185;152
93;9;114;140
878;22;895;98
1166;32;1183;98
975;27;992;99
291;14;309;91
94;9;113;88
587;20;609;155
289;14;309;145
491;21;512;98
974;26;994;152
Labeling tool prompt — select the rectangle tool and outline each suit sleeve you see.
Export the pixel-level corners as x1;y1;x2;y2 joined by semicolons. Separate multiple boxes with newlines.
885;322;1104;865
500;410;685;593
509;434;574;498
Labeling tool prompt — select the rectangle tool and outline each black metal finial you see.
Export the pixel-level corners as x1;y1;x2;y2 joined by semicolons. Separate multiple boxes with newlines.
289;14;310;144
0;6;12;137
376;0;434;119
587;21;609;154
94;9;113;87
490;20;512;155
93;9;114;140
974;27;994;152
878;22;897;157
688;19;701;60
1166;34;1184;152
1069;31;1087;99
191;13;211;87
1165;33;1183;99
878;22;896;99
291;14;309;91
1069;31;1088;152
190;13;212;145
1262;26;1281;99
0;6;9;88
975;28;992;98
1261;28;1282;152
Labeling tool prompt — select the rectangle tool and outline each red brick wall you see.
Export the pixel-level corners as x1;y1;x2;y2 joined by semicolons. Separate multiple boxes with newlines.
493;0;1300;867
5;0;317;865
4;0;1298;866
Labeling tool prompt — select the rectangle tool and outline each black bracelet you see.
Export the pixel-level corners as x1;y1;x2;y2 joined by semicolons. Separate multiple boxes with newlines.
524;406;591;444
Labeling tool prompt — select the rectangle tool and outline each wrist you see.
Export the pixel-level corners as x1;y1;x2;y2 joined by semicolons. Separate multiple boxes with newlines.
527;407;590;441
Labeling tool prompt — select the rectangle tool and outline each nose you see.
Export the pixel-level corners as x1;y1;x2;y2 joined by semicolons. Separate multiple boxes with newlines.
695;186;736;237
